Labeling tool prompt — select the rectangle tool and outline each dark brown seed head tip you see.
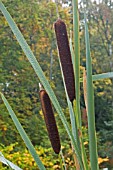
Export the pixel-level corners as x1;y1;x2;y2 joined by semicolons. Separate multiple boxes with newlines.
54;18;67;37
53;142;61;154
54;18;65;27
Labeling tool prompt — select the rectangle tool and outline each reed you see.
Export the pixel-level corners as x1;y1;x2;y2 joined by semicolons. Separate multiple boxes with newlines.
84;12;99;170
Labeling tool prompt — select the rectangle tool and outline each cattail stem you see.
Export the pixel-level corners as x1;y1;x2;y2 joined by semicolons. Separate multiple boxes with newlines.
39;88;61;154
54;19;75;103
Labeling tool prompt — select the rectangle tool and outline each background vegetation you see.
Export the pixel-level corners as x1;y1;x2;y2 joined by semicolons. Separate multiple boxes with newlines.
0;0;113;169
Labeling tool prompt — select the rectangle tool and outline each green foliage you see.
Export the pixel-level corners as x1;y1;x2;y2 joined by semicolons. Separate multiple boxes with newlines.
0;143;58;170
0;142;77;170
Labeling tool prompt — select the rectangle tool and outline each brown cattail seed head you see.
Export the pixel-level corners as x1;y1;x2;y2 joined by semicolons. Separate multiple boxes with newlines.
54;19;75;102
39;89;61;154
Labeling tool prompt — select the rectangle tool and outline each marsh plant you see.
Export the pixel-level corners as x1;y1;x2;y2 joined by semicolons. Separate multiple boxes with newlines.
0;0;113;169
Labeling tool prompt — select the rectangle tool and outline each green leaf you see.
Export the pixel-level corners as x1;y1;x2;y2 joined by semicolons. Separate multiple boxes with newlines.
80;72;113;82
58;57;80;149
72;1;88;169
0;93;46;170
84;12;99;170
0;152;22;170
72;0;81;127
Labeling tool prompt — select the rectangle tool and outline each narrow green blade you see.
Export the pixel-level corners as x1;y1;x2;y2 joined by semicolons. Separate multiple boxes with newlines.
80;72;113;82
93;72;113;81
70;36;75;74
0;152;22;170
84;13;99;170
0;93;46;170
72;0;81;127
72;1;88;169
58;57;80;148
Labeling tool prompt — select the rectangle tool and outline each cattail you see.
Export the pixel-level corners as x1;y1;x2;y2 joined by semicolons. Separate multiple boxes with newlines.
39;89;61;154
54;18;75;103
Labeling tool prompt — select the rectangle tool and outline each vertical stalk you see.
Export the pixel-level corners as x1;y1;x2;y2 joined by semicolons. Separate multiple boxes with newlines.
60;149;67;170
72;1;89;169
49;47;53;80
84;13;99;170
72;0;81;127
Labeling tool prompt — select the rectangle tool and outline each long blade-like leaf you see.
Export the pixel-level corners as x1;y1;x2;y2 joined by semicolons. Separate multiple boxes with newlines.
72;1;88;169
72;0;81;127
92;72;113;81
84;12;99;170
58;57;80;149
58;57;83;169
0;152;22;170
70;36;75;74
80;72;113;82
0;1;83;167
0;93;46;170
